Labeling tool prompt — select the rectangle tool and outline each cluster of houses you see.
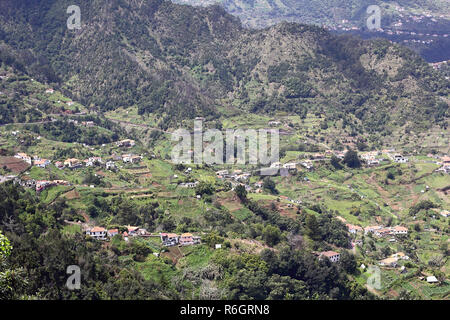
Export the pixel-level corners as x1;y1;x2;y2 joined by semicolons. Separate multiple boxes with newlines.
14;176;70;192
85;226;202;248
364;225;409;237
160;232;201;247
435;156;450;174
14;151;145;172
85;225;149;241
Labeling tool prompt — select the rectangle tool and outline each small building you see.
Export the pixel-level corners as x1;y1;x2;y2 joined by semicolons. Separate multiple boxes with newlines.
55;161;64;169
14;153;32;164
346;224;363;234
160;233;179;246
391;226;408;235
107;229;119;237
64;158;82;169
122;154;141;163
393;154;408;163
127;226;140;236
106;161;116;170
439;210;450;218
86;227;107;240
179;233;194;246
426;276;439;283
117;139;135;148
379;257;398;268
34;159;51;168
319;251;340;263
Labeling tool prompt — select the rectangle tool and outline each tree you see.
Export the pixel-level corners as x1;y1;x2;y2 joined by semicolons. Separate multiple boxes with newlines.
263;177;278;195
343;149;361;168
330;155;342;170
262;225;281;247
305;214;321;241
195;181;215;196
235;184;247;203
339;250;357;274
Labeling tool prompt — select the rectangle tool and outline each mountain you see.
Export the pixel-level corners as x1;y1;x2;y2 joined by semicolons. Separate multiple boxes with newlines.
172;0;450;28
0;0;448;138
172;0;450;62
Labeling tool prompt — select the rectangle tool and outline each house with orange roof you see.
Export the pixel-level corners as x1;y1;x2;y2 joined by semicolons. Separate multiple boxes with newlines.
34;159;51;168
86;227;107;240
64;158;82;169
180;233;194;246
160;233;179;246
107;229;119;237
15;152;32;164
346;224;363;234
319;251;340;263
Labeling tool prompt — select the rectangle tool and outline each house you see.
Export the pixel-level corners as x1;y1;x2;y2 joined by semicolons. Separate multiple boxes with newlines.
283;162;297;170
270;162;281;168
34;159;51;168
85;157;102;167
216;170;229;178
14;153;32;164
122;154;141;163
107;229;119;237
319;251;340;263
367;159;380;166
106;161;116;170
439;210;450;218
441;156;450;165
81;121;94;127
117;139;135;148
391;226;408;235
179;181;199;188
426;276;439;283
86;227;107;240
127;226;140;236
45;88;54;94
179;233;195;246
346;224;363;234
393;154;408;163
55;161;64;169
364;225;382;235
379;257;398;268
64;158;82;169
160;233;179;246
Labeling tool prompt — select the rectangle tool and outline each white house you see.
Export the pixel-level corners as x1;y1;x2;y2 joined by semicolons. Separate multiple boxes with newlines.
320;251;340;263
15;153;32;164
393;154;408;163
86;227;107;240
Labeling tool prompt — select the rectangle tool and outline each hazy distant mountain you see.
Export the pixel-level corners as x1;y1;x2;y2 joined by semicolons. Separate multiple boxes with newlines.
172;0;450;61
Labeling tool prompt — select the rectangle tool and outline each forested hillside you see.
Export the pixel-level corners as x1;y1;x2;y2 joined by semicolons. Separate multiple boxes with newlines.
0;0;448;136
